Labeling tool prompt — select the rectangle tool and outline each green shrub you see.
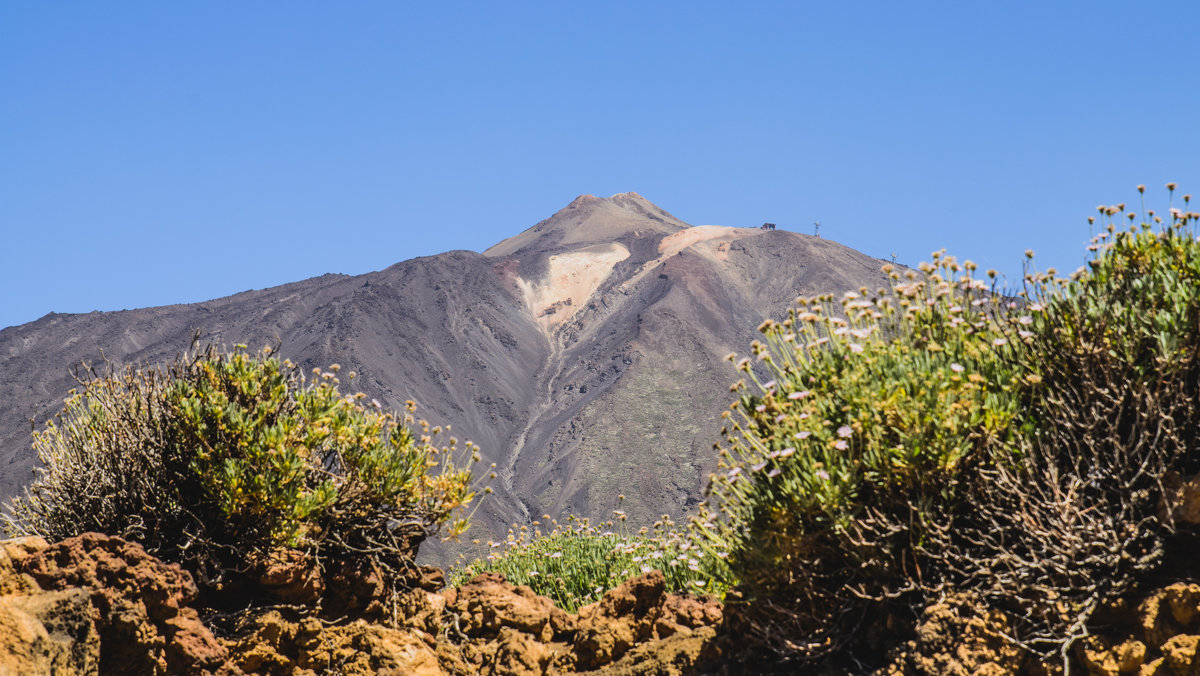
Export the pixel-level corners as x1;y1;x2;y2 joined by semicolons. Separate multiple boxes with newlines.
694;185;1200;666
946;191;1200;656
4;342;478;591
453;513;728;612
691;251;1033;661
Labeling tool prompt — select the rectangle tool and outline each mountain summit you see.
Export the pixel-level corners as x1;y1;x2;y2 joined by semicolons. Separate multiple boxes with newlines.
0;194;897;561
483;192;688;258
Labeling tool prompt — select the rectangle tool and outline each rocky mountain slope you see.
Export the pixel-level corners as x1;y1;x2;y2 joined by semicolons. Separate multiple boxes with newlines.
0;192;897;557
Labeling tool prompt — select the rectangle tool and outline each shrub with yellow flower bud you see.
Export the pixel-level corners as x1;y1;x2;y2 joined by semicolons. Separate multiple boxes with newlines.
4;340;479;599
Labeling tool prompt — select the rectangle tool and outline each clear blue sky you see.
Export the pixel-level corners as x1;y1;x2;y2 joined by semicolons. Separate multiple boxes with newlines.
3;2;1198;330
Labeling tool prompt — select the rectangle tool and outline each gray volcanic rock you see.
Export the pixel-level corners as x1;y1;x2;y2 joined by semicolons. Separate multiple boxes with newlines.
0;193;896;561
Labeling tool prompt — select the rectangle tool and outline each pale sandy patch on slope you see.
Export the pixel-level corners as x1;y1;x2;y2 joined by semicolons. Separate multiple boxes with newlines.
657;225;758;260
616;225;759;295
517;242;630;334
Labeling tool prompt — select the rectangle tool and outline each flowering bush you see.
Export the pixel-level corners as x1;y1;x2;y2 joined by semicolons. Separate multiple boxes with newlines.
692;250;1034;662
453;511;727;612
946;187;1200;656
695;185;1200;666
5;342;479;591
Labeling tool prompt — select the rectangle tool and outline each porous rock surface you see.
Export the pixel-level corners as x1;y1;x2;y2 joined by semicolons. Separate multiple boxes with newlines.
1073;583;1200;676
877;594;1026;676
17;532;235;675
223;610;445;676
13;532;1200;675
874;581;1200;676
233;569;724;676
572;570;722;671
0;535;98;675
0;533;726;675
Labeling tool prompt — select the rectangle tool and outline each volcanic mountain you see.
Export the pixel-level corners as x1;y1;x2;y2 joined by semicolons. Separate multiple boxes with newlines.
0;193;897;559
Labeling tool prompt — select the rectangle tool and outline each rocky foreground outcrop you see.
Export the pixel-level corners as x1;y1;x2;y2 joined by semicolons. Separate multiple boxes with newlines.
875;582;1200;676
1;533;233;675
0;533;723;675
4;532;1199;675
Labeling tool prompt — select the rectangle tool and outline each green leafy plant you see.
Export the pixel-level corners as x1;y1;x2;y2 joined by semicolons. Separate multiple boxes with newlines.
693;185;1200;668
691;251;1032;662
943;187;1200;660
4;341;479;593
453;512;728;612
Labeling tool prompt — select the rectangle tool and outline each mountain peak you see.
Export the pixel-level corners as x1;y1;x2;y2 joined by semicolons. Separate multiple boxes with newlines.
607;190;647;204
484;192;689;258
563;192;657;213
566;193;602;208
